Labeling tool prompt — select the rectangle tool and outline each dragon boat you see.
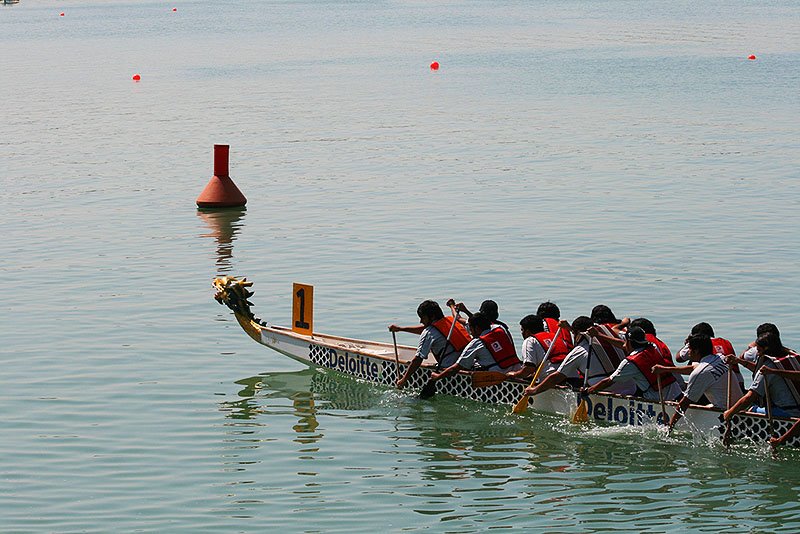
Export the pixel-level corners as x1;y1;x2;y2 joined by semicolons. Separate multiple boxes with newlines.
213;276;800;448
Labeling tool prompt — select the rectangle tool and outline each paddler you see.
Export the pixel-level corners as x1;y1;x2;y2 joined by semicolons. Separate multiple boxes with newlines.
446;298;514;346
736;323;796;374
676;322;744;392
652;334;743;431
428;312;522;383
723;333;800;423
505;314;570;381
584;326;683;401
389;300;470;389
537;301;573;348
523;316;633;398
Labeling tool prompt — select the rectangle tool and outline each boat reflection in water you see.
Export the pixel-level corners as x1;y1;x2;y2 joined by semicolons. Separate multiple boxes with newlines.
197;207;246;275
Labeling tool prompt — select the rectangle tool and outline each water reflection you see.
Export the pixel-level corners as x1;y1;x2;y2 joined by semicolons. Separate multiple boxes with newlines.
196;207;246;275
216;369;800;530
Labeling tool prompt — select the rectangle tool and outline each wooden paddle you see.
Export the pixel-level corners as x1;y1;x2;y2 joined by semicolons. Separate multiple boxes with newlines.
392;331;401;380
723;358;734;447
471;370;508;388
763;372;776;439
657;374;668;426
571;340;594;424
512;327;562;415
419;311;460;399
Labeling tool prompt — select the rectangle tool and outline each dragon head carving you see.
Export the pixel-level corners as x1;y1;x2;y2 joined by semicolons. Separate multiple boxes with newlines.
213;276;257;319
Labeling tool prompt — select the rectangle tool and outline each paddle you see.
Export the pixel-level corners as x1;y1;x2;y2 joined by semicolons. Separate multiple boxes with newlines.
763;373;776;439
723;358;734;447
512;327;562;415
571;339;594;424
657;374;668;426
419;311;460;399
471;370;508;388
392;331;401;380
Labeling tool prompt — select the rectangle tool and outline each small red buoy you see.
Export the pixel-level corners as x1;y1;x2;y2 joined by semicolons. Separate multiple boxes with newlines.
430;61;440;71
132;74;141;81
748;54;756;60
60;12;65;16
196;145;247;208
172;7;177;11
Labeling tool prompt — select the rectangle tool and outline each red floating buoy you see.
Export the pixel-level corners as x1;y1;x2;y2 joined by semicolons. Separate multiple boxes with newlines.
196;144;248;209
430;61;440;71
172;7;177;11
748;54;756;60
132;74;141;81
60;12;65;16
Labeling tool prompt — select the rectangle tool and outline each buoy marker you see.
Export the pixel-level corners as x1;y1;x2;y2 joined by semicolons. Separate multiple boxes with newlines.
60;12;65;16
430;61;440;71
196;144;247;209
172;7;177;11
748;54;756;60
132;73;141;81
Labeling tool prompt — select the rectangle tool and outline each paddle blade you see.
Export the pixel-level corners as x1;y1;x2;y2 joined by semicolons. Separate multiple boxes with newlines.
512;395;530;414
571;398;589;424
419;380;437;399
472;371;507;389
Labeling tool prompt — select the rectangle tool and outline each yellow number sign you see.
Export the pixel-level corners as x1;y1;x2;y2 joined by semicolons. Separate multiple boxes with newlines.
292;283;313;336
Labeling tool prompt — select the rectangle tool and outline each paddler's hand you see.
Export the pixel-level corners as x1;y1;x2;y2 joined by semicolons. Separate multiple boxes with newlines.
651;364;666;375
388;324;401;333
396;376;407;389
446;298;456;308
523;386;536;397
587;325;600;337
760;366;776;375
430;371;443;381
722;408;733;422
558;319;571;330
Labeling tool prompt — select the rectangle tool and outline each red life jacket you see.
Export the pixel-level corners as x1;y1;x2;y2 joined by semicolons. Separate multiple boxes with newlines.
431;316;471;352
646;333;673;365
711;337;740;375
627;345;676;390
543;317;574;349
773;353;800;407
479;326;520;369
532;331;570;366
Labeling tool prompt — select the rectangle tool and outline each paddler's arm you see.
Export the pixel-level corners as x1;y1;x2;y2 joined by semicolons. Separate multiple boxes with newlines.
389;324;425;335
723;390;757;422
610;318;631;335
524;371;566;397
585;377;613;395
760;366;800;378
445;299;469;324
430;363;464;381
652;364;694;376
728;354;756;373
771;419;800;447
396;358;423;389
668;395;692;431
587;326;626;350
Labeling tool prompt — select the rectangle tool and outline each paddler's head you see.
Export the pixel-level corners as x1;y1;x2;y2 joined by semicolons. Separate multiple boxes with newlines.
686;333;712;362
417;300;444;326
468;312;492;338
570;316;593;342
591;304;619;325
624;326;649;352
479;300;499;323
519;314;545;339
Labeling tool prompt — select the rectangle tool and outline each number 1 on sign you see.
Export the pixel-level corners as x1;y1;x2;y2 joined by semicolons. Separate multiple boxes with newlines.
292;283;313;335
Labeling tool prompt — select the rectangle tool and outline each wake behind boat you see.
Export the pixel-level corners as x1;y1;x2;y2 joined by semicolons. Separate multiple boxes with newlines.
212;276;800;448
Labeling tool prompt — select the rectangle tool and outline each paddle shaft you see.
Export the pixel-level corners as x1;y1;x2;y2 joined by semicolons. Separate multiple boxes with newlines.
657;374;668;425
392;331;401;379
724;359;733;446
763;373;776;437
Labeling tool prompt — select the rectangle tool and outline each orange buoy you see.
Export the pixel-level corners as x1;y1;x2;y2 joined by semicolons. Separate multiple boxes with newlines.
132;74;141;81
430;61;440;71
196;145;247;208
748;54;756;60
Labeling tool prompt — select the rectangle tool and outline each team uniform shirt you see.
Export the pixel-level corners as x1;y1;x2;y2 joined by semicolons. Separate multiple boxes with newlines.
456;329;522;373
683;353;743;409
750;360;800;417
742;346;758;363
677;341;744;386
555;338;636;395
415;326;460;368
520;336;559;377
607;359;683;401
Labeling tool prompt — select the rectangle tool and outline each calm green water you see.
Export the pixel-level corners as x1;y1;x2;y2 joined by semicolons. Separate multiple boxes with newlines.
2;0;800;531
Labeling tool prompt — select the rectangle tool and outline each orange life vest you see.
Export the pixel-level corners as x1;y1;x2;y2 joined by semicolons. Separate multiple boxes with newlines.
431;316;471;352
627;345;676;390
646;333;673;365
544;317;574;349
532;331;570;366
479;326;520;369
711;337;740;375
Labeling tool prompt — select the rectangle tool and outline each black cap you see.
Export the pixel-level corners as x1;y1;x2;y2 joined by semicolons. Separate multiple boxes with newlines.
626;326;649;349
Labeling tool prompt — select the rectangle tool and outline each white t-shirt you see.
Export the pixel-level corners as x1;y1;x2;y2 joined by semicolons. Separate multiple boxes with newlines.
556;338;636;395
456;330;523;372
416;325;459;367
677;342;744;385
520;336;559;375
750;360;800;416
684;353;743;408
608;358;683;401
